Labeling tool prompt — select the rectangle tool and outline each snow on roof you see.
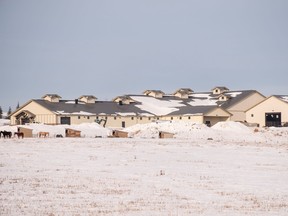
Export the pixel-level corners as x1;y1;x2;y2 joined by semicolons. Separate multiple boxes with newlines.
188;98;217;106
65;101;85;104
115;112;137;116
189;93;218;106
130;96;186;116
226;92;242;97
280;96;288;103
55;111;94;116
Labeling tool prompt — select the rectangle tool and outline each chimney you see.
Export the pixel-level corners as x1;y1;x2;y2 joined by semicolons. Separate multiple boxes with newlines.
119;101;123;106
75;99;78;104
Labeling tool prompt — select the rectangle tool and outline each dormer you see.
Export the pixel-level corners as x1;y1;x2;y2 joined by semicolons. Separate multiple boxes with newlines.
113;95;136;105
143;90;165;98
217;94;231;102
173;88;194;99
42;94;61;102
212;86;229;95
78;95;97;104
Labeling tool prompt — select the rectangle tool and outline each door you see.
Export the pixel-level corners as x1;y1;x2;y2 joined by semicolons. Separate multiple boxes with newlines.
121;121;125;128
265;112;281;127
61;117;71;125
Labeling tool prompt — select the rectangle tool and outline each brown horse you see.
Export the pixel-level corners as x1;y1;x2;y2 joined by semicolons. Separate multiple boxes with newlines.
38;131;49;138
14;132;24;139
1;131;12;138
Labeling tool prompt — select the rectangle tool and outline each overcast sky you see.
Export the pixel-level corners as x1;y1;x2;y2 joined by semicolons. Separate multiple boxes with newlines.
0;0;288;111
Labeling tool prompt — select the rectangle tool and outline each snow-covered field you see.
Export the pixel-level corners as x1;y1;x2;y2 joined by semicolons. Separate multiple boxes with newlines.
1;121;288;215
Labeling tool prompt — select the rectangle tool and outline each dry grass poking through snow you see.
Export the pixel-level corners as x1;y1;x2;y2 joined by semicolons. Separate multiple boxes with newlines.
0;138;288;215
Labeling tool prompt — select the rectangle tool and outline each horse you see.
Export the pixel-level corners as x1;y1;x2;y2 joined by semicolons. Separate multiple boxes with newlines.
0;131;12;138
14;132;24;139
38;131;49;138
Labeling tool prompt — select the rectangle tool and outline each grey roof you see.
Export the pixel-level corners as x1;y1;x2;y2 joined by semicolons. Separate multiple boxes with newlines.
41;94;62;99
143;90;165;95
169;105;218;116
273;95;288;104
34;99;154;116
173;88;194;95
79;95;97;99
215;90;262;109
127;94;220;115
32;89;260;117
211;86;229;91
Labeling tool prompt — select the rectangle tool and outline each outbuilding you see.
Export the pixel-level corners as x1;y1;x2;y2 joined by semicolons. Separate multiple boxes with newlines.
17;127;33;138
112;130;128;138
246;95;288;127
65;128;81;137
159;131;174;139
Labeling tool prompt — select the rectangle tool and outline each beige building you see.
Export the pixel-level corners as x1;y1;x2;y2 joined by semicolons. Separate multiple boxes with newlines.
210;87;266;122
10;87;266;128
246;95;288;127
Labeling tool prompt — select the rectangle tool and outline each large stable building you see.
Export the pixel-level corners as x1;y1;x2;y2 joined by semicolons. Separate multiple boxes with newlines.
246;95;288;127
9;87;266;128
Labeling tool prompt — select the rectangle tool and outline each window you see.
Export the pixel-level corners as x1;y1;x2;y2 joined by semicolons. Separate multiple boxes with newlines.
78;116;81;119
188;116;191;120
171;117;173;120
140;117;142;120
179;117;182;120
87;116;90;120
131;117;134;120
114;117;117;120
251;114;254;117
148;117;151;120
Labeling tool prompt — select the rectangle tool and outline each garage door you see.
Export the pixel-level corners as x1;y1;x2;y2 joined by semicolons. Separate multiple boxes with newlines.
60;117;71;125
265;112;281;127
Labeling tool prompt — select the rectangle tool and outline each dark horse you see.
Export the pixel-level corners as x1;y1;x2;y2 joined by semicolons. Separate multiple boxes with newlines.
0;131;12;138
14;132;24;139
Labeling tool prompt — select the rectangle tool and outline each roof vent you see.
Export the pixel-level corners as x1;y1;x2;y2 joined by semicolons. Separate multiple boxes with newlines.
42;94;61;102
143;90;165;98
78;95;97;104
173;88;194;99
211;87;229;95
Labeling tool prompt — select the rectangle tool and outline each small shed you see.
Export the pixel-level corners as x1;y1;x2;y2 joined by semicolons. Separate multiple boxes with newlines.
112;130;128;138
159;131;174;139
65;128;81;137
18;127;33;138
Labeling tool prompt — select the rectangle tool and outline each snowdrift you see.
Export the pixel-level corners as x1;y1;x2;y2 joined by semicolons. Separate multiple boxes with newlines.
0;122;111;138
0;121;287;143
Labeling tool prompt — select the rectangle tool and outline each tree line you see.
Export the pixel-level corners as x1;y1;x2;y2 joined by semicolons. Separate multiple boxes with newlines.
0;102;19;119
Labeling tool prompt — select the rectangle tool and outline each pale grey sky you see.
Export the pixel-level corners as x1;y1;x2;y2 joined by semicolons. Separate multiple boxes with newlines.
0;0;288;111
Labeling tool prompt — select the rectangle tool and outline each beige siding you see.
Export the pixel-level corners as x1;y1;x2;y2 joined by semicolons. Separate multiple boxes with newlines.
160;115;204;123
229;111;246;122
206;107;231;118
228;92;265;121
11;101;56;125
106;116;156;128
70;115;96;124
246;96;288;127
203;117;229;126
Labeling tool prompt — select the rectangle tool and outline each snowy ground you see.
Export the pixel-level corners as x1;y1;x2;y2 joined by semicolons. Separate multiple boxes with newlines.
0;121;288;215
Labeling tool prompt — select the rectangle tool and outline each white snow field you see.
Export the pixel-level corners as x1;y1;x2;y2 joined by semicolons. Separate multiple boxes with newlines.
0;121;288;215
